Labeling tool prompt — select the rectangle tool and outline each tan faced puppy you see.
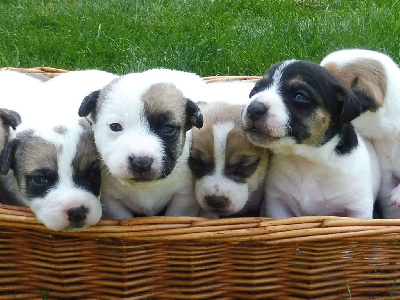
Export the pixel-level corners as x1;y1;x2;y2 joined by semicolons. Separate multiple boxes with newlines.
79;69;205;219
321;49;399;218
190;96;269;218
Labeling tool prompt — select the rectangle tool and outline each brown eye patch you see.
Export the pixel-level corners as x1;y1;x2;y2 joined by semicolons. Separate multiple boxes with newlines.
225;156;261;183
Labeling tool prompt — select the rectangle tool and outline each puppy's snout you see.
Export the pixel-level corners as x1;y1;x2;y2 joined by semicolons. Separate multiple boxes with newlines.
129;156;153;173
246;101;267;122
67;205;88;227
205;195;229;209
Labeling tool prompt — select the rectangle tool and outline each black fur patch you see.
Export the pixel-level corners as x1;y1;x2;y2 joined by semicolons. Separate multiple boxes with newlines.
145;112;182;179
25;168;58;199
72;159;101;197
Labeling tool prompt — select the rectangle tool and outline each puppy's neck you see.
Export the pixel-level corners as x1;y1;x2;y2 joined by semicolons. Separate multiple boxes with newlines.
272;124;359;164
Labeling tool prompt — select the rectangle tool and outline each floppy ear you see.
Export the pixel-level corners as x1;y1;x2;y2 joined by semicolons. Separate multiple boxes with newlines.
185;98;203;130
0;139;20;175
337;85;378;124
78;90;100;118
0;109;21;130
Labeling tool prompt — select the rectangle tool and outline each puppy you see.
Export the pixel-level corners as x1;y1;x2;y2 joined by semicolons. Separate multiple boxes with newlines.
0;108;22;205
189;81;269;218
321;49;400;218
241;60;380;219
0;70;116;230
78;68;205;219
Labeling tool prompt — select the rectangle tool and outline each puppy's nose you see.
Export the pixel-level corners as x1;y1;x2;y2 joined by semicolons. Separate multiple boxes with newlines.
129;156;153;173
205;195;229;209
246;101;267;122
67;205;88;227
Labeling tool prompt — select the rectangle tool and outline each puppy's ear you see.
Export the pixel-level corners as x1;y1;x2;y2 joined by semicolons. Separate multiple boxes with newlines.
337;85;377;124
0;139;20;175
0;109;21;130
185;98;203;130
78;90;100;118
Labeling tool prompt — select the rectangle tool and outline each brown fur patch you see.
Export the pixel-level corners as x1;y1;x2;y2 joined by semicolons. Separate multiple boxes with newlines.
324;59;387;107
303;107;332;147
14;136;58;191
72;123;98;173
142;83;186;121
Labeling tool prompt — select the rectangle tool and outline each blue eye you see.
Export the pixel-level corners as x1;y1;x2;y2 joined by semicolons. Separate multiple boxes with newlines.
161;124;177;136
109;123;123;132
294;93;309;102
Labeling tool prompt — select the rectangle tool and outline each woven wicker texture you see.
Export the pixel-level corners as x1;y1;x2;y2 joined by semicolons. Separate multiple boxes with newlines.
0;67;399;299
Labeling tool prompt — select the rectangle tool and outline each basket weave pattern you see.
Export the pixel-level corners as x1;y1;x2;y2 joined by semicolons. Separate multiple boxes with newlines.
0;67;399;299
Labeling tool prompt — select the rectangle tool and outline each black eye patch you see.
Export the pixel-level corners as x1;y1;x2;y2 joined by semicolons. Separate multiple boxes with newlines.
73;159;101;197
25;168;58;199
225;157;260;183
188;152;215;178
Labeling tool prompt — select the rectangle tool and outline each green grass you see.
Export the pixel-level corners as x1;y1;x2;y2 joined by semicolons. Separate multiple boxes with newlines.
0;0;399;76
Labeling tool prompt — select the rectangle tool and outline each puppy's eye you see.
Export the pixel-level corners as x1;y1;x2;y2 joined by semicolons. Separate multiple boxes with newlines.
109;123;123;132
30;176;50;187
188;154;214;178
293;92;309;103
161;124;177;136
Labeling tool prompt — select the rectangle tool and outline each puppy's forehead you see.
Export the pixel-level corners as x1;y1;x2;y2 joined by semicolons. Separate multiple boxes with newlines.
16;133;58;172
192;102;243;149
142;83;186;118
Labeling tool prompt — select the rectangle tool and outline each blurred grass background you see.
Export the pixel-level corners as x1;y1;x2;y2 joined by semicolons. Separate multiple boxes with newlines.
0;0;399;76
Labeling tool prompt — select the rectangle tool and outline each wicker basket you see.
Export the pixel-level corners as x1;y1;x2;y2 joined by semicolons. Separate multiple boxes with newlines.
0;67;400;300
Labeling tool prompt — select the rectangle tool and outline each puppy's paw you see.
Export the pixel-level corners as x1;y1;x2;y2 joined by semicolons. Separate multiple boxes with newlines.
390;185;400;207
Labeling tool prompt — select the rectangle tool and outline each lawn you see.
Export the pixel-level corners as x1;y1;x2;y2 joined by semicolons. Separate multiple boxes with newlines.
0;0;399;76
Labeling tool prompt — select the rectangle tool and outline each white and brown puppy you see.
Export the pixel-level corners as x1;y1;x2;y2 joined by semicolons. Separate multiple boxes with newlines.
321;49;400;218
78;69;205;219
241;60;380;219
189;81;270;218
0;70;117;230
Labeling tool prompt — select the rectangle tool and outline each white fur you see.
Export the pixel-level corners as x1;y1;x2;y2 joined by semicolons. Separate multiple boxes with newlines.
203;80;255;105
264;137;379;219
321;49;400;218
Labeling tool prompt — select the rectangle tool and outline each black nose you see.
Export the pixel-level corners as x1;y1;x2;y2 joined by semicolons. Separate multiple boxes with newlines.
205;195;229;209
67;205;88;227
129;156;153;173
246;101;267;122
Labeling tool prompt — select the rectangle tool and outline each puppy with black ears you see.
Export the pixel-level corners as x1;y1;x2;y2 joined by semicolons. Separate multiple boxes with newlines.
321;49;400;218
79;69;205;219
241;60;380;219
189;81;270;218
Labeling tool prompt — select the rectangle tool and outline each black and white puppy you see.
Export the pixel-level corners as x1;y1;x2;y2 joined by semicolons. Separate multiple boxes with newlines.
190;81;270;218
0;70;117;230
321;49;400;218
241;60;380;219
79;68;205;219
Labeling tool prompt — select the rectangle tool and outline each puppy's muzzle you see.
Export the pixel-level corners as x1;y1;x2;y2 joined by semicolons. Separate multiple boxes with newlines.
67;205;88;228
205;195;230;211
246;101;268;122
